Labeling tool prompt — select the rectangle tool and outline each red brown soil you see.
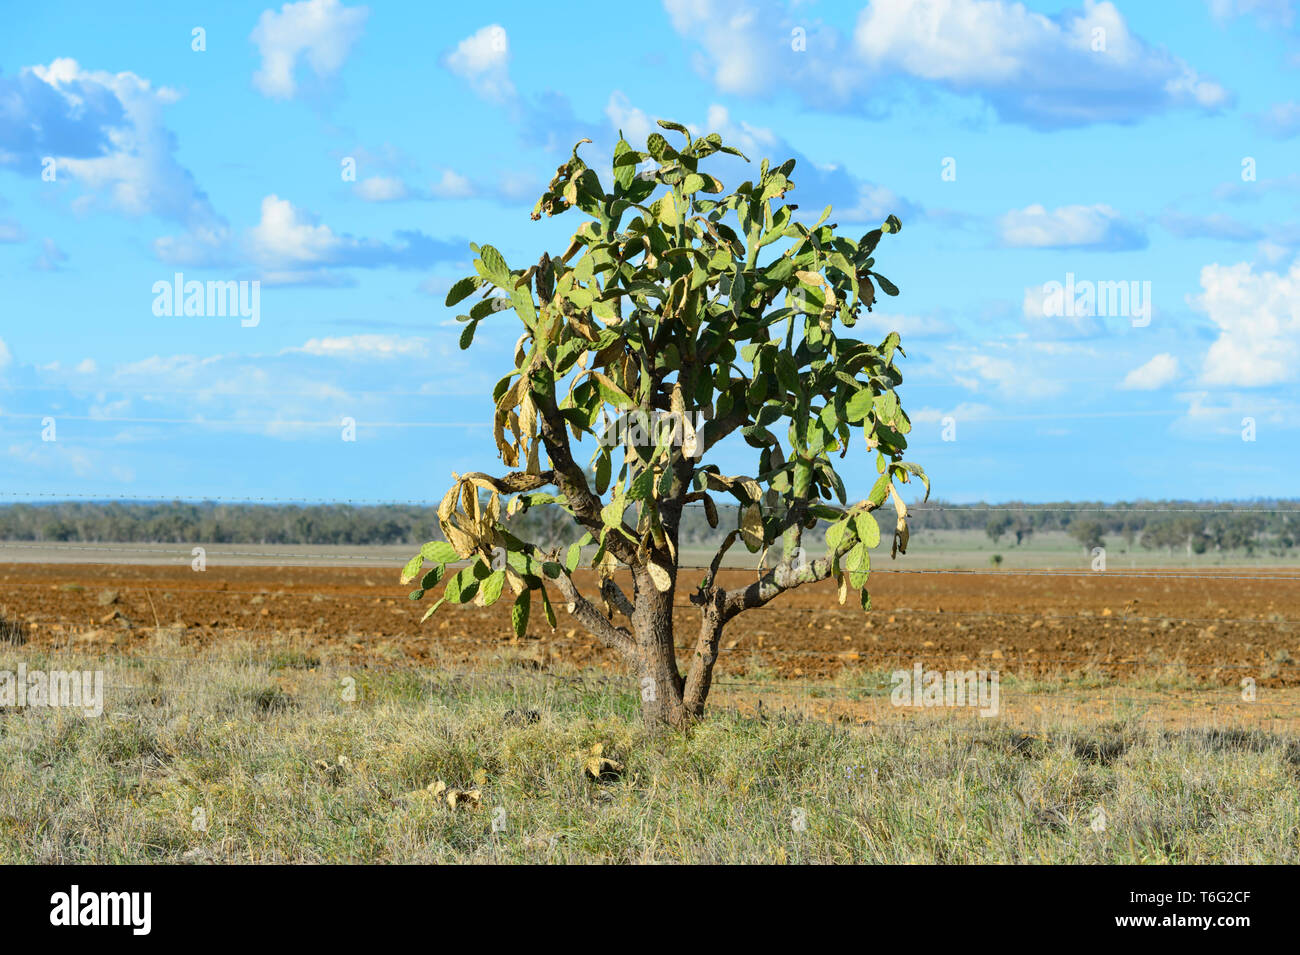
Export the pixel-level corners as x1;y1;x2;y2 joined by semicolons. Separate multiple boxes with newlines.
4;562;1298;689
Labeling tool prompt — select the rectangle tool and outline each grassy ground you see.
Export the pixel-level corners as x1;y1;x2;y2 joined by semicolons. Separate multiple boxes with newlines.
3;641;1298;864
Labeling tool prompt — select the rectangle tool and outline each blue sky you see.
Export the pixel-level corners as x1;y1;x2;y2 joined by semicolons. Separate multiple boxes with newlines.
1;0;1298;505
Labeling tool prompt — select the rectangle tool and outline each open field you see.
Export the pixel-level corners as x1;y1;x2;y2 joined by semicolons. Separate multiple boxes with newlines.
5;559;1298;688
6;528;1300;570
1;643;1298;864
5;550;1298;863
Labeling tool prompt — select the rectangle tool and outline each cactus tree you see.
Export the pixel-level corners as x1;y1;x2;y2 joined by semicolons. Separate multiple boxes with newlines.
402;121;927;731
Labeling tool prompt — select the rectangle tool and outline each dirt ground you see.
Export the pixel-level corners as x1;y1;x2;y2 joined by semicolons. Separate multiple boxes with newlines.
4;561;1298;690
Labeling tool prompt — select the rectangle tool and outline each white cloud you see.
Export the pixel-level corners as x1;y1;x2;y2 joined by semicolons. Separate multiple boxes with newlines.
605;92;655;146
1213;172;1300;203
1172;389;1298;439
1158;211;1300;254
291;335;429;359
911;402;994;424
999;204;1146;250
251;0;369;100
438;27;602;154
695;103;775;154
158;194;464;279
243;194;461;279
853;0;1229;125
856;312;956;339
663;0;861;102
355;176;410;202
442;24;513;102
663;0;771;96
0;220;24;243
153;223;234;267
1120;353;1179;390
428;169;476;199
1158;211;1263;242
0;338;11;368
1254;100;1300;139
664;0;1231;128
7;442;104;479
14;58;225;244
1192;258;1300;386
682;103;922;223
1206;0;1296;27
249;195;342;265
957;351;1066;399
1259;241;1291;264
350;167;532;205
496;171;540;201
0;340;486;459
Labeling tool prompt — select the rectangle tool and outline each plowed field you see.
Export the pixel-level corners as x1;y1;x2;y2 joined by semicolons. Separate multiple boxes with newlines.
5;561;1298;688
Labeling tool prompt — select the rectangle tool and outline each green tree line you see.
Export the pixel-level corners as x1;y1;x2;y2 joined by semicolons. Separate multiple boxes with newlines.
0;500;1294;556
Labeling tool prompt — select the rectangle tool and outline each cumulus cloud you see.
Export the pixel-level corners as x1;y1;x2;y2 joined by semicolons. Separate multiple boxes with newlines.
667;101;921;225
663;0;869;104
2;58;227;250
441;24;513;102
161;192;467;281
440;27;599;153
955;350;1069;399
249;195;341;264
663;0;1231;128
1192;258;1300;386
0;60;126;166
1120;353;1179;390
250;0;369;100
247;194;464;278
605;91;656;146
856;0;1231;126
999;203;1147;250
428;169;476;199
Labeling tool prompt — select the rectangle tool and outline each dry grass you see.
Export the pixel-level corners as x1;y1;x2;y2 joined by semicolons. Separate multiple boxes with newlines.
1;640;1297;863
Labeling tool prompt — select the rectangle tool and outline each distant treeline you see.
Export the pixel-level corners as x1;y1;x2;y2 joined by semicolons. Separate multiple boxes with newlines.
0;499;1295;555
0;502;439;546
924;501;1297;556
